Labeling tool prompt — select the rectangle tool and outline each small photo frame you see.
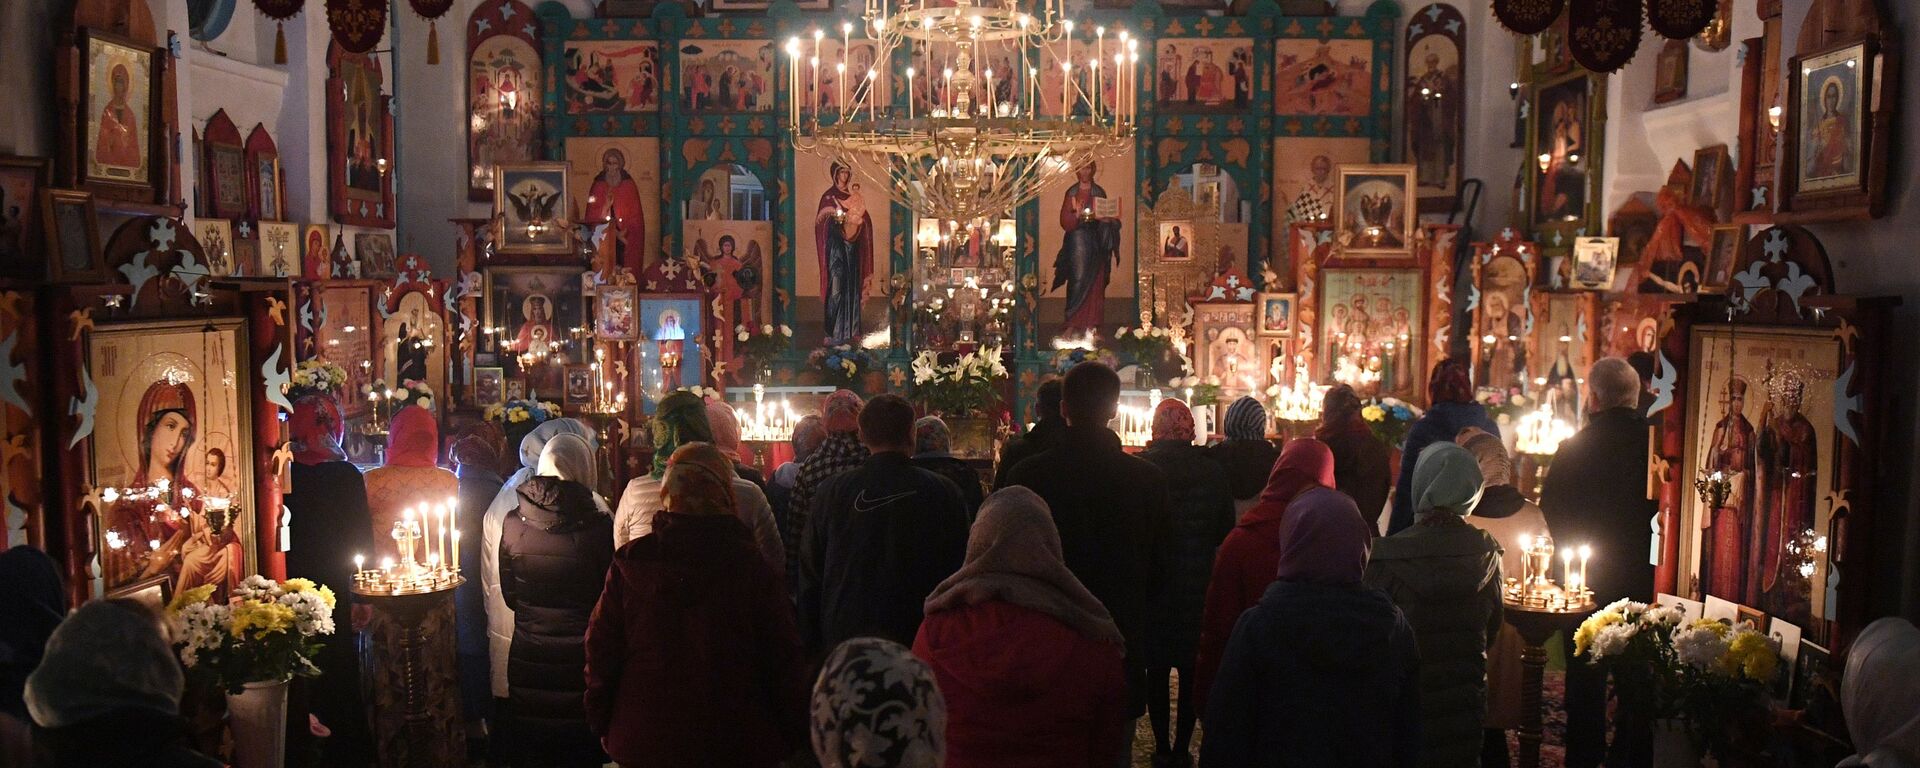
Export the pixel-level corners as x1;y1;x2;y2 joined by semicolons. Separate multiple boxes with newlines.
42;189;106;282
1703;594;1738;624
493;162;574;255
1158;221;1193;263
564;364;593;410
193;219;235;277
1703;224;1743;291
594;283;639;341
1256;292;1295;337
1334;164;1417;259
257;221;301;278
1785;40;1872;203
1690;144;1732;220
505;378;526;401
1570;236;1619;291
1735;605;1768;633
354;231;397;279
1790;639;1830;711
1654;38;1689;105
473;366;506;407
1768;618;1803;701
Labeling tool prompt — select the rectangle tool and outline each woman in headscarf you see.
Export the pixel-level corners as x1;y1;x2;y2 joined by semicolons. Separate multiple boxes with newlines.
25;600;222;768
1365;442;1502;768
499;435;615;768
785;390;869;586
1317;384;1392;533
770;414;827;535
1193;438;1336;712
450;427;506;728
705;398;768;491
616;393;782;571
484;418;600;716
364;405;458;562
1197;487;1419;768
586;443;808;767
282;393;375;764
1840;617;1920;768
1208;396;1280;516
811;637;947;768
913;487;1128;768
1456;428;1548;767
910;416;986;518
1388;358;1499;535
1137;400;1234;765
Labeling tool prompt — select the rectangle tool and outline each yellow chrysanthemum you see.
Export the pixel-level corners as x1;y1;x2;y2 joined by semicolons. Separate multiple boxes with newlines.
1362;405;1386;423
229;601;297;638
282;578;316;594
167;583;218;614
315;585;338;610
1688;618;1731;636
1724;632;1778;681
1573;610;1624;658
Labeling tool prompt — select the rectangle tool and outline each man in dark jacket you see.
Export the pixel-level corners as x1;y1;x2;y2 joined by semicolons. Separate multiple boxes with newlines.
911;415;986;518
1005;362;1173;725
799;394;970;654
994;378;1065;490
1540;357;1659;768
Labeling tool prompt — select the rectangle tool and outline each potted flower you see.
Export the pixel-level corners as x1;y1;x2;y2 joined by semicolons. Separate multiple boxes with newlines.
169;576;339;768
910;346;1008;459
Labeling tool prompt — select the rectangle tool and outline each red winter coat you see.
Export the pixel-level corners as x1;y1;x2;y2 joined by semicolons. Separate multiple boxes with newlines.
913;601;1130;768
584;514;809;768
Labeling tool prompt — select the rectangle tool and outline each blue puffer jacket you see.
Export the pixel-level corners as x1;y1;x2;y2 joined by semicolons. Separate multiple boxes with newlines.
1199;580;1420;768
1387;402;1500;534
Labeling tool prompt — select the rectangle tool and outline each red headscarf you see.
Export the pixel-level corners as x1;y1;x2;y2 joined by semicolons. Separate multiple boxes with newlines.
1151;399;1196;443
1427;357;1475;405
1274;486;1371;585
385;405;440;468
290;394;346;465
1257;438;1336;505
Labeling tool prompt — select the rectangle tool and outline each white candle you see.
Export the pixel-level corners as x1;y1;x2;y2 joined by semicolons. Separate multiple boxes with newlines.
1578;544;1592;593
451;529;462;571
1560;547;1574;589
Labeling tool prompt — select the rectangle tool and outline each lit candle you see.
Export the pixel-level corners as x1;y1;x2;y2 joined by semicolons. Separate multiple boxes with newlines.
1578;545;1592;594
354;553;365;582
382;556;395;577
1560;547;1575;590
451;528;461;572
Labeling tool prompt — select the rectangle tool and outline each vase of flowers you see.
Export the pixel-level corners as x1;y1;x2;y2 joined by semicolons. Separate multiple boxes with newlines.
807;343;877;389
1574;600;1778;764
735;324;794;383
911;347;1008;459
287;360;349;402
168;576;338;768
484;398;563;449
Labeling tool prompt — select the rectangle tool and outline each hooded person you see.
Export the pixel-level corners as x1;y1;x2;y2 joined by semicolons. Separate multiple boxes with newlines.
281;393;375;764
587;444;809;767
1365;442;1503;768
1208;397;1281;515
25;600;222;768
364;405;459;562
705;398;769;491
483;418;600;704
1193;438;1336;712
1197;487;1419;768
1455;428;1547;765
811;638;948;768
499;435;616;767
1840;617;1920;768
913;487;1130;768
1388;359;1500;535
1317;384;1392;533
911;416;986;518
785;390;870;587
615;393;783;571
1137;399;1234;764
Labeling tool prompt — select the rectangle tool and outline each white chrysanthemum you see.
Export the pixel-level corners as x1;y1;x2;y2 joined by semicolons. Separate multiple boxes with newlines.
1672;625;1731;669
1591;623;1638;659
1643;605;1685;627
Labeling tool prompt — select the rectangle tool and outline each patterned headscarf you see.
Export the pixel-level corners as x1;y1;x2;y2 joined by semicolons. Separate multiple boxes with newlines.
1411;441;1485;519
822;389;865;434
1151;399;1196;442
1427;357;1475;405
449;433;500;474
811;638;946;768
704;399;744;459
913;416;951;457
650;391;714;479
792;414;829;461
1455;427;1513;487
1223;396;1269;441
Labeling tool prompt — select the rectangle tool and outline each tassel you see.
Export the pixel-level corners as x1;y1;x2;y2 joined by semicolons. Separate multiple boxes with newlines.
274;22;287;65
427;21;440;65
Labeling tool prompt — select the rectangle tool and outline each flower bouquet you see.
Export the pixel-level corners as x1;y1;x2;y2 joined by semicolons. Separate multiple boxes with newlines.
1361;397;1422;448
736;323;794;377
910;346;1008;418
168;576;338;693
367;378;435;410
485;398;564;447
1477;388;1532;425
1050;345;1120;376
288;360;349;401
1575;600;1778;760
808;343;878;388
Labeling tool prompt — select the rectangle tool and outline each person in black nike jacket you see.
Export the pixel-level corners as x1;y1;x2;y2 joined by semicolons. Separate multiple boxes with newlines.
798;394;970;656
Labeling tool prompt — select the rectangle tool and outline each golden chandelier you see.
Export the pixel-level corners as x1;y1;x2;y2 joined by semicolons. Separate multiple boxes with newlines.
786;0;1138;223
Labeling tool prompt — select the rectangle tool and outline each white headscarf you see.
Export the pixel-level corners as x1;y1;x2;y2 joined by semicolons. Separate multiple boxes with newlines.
537;433;604;508
1841;617;1920;768
482;419;599;697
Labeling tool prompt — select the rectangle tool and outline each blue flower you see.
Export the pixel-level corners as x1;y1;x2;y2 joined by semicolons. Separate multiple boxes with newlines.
1390;405;1412;421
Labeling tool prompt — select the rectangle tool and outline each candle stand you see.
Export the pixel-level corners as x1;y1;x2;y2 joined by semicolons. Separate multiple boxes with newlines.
352;515;466;768
1500;531;1596;768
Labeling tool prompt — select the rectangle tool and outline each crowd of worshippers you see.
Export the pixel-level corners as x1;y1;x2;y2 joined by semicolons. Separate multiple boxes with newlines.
2;357;1918;768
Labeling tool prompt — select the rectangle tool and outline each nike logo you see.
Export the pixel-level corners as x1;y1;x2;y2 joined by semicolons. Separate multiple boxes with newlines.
852;490;915;513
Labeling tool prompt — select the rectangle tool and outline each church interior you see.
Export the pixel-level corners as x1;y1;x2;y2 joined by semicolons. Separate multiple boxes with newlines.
0;0;1918;765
